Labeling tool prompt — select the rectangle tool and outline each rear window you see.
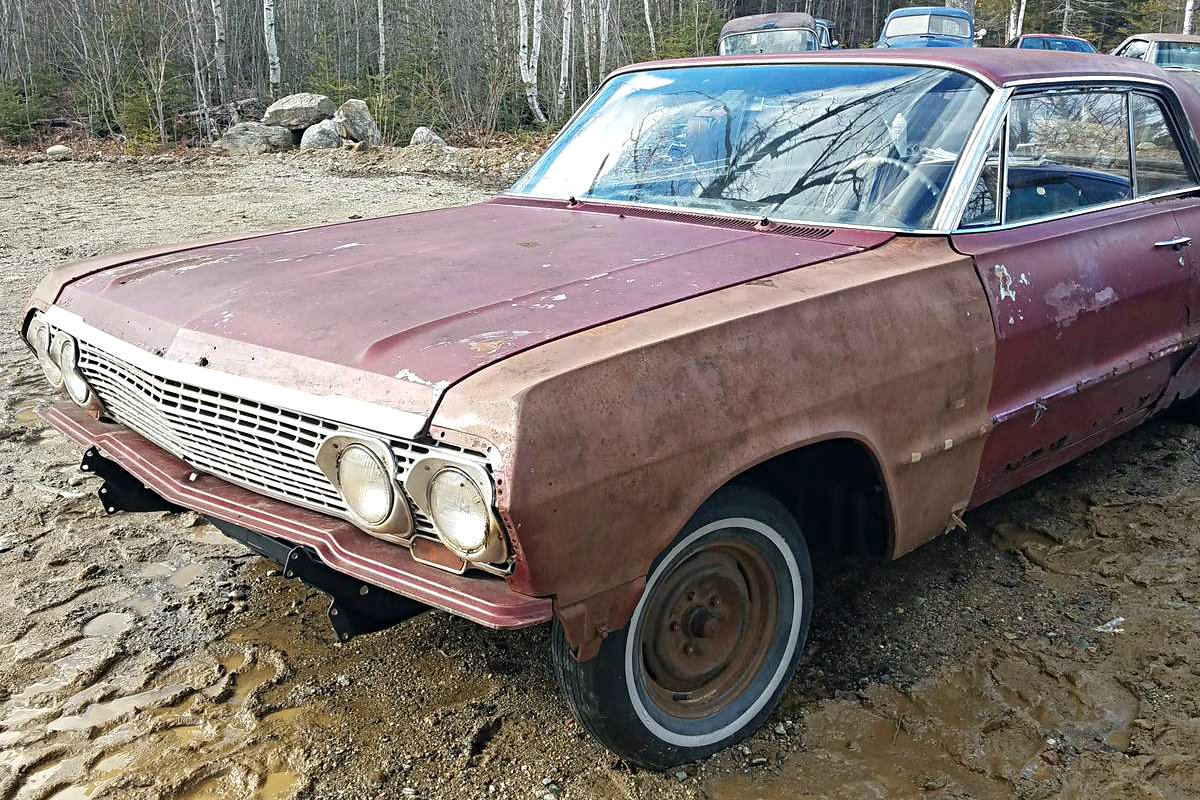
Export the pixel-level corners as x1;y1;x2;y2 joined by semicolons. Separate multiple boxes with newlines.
884;14;970;39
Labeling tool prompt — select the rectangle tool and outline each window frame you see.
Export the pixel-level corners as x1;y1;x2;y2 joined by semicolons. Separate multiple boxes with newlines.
952;81;1200;233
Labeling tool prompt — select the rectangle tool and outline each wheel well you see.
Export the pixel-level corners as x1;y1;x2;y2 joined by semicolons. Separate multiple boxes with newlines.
730;439;892;561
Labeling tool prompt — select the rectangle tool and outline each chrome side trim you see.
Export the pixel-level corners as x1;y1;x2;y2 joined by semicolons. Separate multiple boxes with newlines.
951;186;1200;234
933;86;1013;230
43;305;429;439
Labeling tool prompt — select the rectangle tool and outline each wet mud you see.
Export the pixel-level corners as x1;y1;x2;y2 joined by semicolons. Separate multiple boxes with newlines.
1;156;1198;800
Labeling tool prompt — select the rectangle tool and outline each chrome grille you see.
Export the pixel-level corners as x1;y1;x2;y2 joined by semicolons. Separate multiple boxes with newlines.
74;338;446;535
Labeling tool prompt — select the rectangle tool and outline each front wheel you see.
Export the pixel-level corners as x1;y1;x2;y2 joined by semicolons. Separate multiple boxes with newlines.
551;485;813;769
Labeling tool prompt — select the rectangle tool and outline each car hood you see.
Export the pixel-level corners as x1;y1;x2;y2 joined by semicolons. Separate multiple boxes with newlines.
49;197;890;427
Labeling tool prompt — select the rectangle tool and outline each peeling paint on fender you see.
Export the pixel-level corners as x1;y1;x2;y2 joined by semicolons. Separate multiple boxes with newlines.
994;265;1017;301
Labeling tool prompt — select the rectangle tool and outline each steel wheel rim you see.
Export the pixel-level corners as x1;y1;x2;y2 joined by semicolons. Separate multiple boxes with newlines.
639;536;779;719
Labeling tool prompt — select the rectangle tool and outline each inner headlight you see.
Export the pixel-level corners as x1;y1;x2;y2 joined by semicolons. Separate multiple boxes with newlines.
428;467;490;557
58;337;93;406
336;444;394;525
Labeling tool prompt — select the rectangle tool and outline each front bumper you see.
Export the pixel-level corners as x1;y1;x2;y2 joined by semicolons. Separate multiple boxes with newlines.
41;402;553;629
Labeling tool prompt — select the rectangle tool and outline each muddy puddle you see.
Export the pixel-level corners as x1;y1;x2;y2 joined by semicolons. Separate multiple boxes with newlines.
2;159;1199;800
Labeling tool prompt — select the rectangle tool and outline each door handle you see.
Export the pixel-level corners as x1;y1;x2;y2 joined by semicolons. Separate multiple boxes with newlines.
1154;235;1192;250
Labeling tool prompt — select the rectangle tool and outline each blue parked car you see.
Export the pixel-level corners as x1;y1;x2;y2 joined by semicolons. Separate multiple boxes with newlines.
875;6;981;48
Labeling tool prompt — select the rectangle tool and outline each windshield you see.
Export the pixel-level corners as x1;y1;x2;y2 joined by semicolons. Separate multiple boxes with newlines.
509;64;990;230
720;29;818;54
884;14;971;39
1155;42;1200;69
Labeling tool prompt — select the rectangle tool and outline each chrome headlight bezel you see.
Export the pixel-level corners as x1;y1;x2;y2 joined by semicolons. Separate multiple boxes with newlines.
405;457;508;564
25;312;104;415
315;434;413;542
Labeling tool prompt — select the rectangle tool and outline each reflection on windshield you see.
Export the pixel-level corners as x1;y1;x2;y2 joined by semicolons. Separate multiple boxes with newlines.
509;64;989;230
1156;42;1200;69
884;14;971;39
720;29;817;54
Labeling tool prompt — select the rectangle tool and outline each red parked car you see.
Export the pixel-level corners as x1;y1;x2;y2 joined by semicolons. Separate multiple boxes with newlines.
21;49;1200;767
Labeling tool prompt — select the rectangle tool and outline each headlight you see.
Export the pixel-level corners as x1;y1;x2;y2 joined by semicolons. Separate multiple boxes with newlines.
57;337;93;406
428;467;490;557
336;444;394;525
28;317;63;389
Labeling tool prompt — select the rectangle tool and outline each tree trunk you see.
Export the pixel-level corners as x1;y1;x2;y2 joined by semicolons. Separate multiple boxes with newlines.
944;0;976;16
1185;0;1196;34
210;0;229;105
557;0;573;117
581;0;594;92
516;0;548;123
643;0;657;57
263;0;281;97
1016;0;1027;35
377;0;386;75
598;0;610;74
1061;0;1071;33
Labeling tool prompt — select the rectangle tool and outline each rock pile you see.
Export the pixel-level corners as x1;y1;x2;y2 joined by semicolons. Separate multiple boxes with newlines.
213;93;388;155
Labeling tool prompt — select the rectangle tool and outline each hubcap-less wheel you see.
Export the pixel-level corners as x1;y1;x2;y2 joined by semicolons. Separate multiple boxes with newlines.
550;486;813;769
641;541;778;719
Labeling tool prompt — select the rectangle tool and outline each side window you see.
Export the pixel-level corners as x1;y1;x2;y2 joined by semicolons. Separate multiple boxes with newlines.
1020;38;1044;49
961;126;1003;227
1122;40;1149;60
1005;91;1132;224
1132;93;1195;194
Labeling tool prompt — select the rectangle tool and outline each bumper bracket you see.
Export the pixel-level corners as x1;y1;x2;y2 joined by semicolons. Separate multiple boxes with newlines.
208;518;429;641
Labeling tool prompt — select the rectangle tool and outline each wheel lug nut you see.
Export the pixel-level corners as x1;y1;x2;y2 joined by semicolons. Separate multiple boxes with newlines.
686;591;695;602
683;643;695;655
670;621;680;631
710;596;721;607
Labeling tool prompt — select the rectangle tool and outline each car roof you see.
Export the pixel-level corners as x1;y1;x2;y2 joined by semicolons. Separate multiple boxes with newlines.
886;5;973;19
615;49;1169;88
1126;33;1200;43
720;12;816;38
1021;33;1089;41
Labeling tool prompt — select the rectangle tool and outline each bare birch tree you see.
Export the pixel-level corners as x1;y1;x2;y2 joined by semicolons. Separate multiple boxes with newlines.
1185;0;1195;33
376;0;386;75
516;0;547;123
557;0;573;118
262;0;280;97
642;0;656;57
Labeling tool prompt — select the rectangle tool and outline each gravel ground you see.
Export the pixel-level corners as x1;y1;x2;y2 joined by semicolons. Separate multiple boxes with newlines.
0;154;1198;800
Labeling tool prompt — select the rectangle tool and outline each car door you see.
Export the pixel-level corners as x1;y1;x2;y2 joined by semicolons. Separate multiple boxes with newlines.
952;86;1193;502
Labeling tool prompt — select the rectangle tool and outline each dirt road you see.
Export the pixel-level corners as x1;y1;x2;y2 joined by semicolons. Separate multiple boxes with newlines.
1;153;1198;800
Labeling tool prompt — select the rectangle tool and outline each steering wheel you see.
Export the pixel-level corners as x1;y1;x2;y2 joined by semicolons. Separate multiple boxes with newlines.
821;155;942;213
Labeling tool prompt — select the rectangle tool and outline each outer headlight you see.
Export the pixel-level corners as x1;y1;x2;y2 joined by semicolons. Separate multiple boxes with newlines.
28;317;63;389
428;467;490;557
336;443;394;525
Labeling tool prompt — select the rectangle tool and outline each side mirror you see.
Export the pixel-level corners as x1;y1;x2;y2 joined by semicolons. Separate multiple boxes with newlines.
831;39;840;47
975;28;987;40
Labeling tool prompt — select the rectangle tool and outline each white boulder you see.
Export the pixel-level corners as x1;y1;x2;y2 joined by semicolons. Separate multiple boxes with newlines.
335;99;382;146
300;119;341;150
409;126;447;147
212;122;295;155
262;93;336;130
46;144;74;158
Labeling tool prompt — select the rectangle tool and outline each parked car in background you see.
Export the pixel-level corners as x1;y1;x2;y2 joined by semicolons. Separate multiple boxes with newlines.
719;12;822;54
875;6;981;47
815;17;840;49
1008;33;1096;52
1113;34;1200;89
22;48;1200;770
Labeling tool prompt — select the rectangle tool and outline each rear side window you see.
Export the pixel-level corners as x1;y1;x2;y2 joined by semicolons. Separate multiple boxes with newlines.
1019;38;1045;49
1005;91;1132;223
1132;93;1194;194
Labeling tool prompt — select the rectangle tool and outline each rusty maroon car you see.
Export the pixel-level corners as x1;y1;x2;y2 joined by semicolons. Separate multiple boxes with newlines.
21;50;1200;767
